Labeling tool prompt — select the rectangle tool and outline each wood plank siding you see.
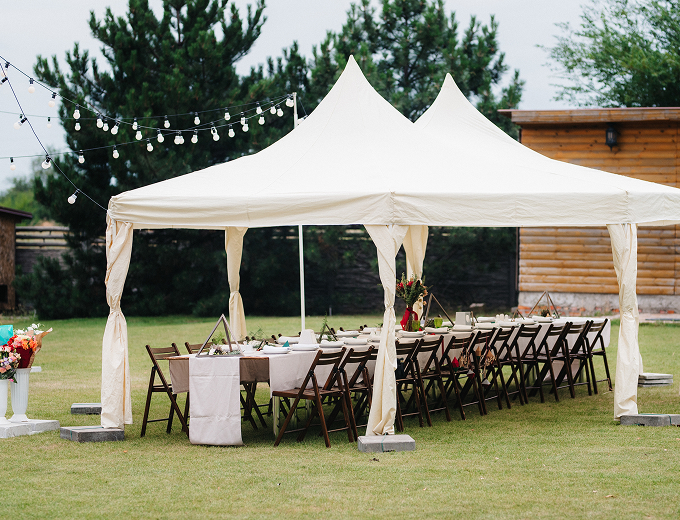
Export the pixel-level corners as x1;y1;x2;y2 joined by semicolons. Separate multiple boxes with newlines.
500;108;680;297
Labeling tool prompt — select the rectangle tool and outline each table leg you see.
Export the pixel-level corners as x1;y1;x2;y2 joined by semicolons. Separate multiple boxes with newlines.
273;396;280;437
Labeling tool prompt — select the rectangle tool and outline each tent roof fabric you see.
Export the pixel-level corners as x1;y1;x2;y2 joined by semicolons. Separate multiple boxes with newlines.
108;57;680;229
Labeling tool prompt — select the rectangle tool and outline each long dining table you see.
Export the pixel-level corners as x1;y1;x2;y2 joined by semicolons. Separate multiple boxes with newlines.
168;318;611;445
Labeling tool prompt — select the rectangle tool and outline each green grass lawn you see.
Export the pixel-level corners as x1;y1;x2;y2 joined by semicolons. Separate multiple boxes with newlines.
4;314;680;519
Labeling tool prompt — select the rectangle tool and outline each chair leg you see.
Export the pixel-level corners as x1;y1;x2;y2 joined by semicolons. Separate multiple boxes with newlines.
167;398;175;434
184;392;190;423
496;363;512;409
588;354;599;394
315;391;331;448
141;368;155;438
274;395;303;447
451;376;465;420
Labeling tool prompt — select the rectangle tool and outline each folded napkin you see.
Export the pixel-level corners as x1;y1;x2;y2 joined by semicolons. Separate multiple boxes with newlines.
320;340;344;348
452;325;473;331
263;345;291;354
276;336;299;344
424;327;449;334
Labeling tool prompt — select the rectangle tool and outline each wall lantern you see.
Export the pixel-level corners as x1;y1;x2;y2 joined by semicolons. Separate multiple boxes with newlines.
605;124;618;150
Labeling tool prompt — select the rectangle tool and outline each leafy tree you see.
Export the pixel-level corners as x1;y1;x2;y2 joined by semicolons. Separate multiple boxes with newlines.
548;0;680;106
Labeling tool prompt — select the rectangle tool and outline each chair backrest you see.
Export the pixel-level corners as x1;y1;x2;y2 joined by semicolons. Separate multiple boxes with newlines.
491;327;515;360
442;333;474;369
340;346;375;387
418;335;444;373
510;324;541;359
471;329;495;356
146;344;182;389
564;321;592;354
538;323;571;357
316;348;348;390
585;319;608;352
394;339;420;380
184;342;215;354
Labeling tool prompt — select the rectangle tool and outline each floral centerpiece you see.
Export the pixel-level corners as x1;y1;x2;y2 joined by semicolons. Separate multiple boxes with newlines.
396;274;428;331
6;324;52;369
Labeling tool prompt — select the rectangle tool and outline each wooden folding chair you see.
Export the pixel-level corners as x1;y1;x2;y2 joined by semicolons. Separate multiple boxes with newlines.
470;329;508;414
394;339;425;432
527;323;571;402
273;348;352;448
557;321;593;397
507;324;541;404
481;326;514;409
440;333;481;419
584;319;612;393
325;346;374;439
348;346;378;428
493;325;524;405
415;335;451;423
141;344;189;437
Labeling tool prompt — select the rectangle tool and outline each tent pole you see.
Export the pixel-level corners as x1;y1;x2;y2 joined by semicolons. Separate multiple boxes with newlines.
293;93;306;331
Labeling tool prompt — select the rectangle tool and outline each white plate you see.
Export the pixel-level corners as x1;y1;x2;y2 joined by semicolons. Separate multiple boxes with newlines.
398;331;424;338
276;336;299;344
515;318;536;324
320;340;345;348
475;323;495;330
496;321;518;327
476;317;496;323
336;330;360;337
344;337;369;345
290;344;319;351
452;325;473;331
361;327;378;333
424;327;449;334
263;346;291;354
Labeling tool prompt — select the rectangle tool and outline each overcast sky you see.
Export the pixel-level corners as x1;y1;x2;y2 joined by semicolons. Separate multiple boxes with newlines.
0;1;584;191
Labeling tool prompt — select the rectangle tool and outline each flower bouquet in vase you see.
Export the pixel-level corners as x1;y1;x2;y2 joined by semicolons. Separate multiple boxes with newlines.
0;344;21;424
396;274;428;332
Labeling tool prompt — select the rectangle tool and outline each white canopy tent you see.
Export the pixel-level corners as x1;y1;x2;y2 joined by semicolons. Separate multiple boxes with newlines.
103;56;680;431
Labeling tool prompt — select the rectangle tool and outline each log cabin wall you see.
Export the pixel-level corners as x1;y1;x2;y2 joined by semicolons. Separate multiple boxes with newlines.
500;108;680;314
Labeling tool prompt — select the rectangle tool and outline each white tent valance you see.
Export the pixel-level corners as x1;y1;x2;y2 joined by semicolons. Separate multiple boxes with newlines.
101;56;680;431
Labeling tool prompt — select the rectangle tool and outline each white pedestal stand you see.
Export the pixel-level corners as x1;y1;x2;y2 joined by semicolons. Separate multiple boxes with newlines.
10;368;30;422
0;379;10;425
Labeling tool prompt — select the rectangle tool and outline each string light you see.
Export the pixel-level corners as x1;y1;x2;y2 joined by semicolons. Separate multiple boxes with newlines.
111;121;120;135
242;122;249;132
194;112;200;125
258;115;265;125
135;130;142;140
78;151;85;164
96;115;103;128
269;105;276;115
191;130;198;144
132;118;138;130
46;117;52;129
73;106;81;119
9;157;15;171
41;155;51;169
156;130;164;143
211;126;219;141
146;139;153;152
28;78;35;94
228;125;235;138
102;121;109;132
75;122;81;131
240;113;246;125
286;95;295;107
14;115;27;129
224;109;230;121
48;93;56;107
163;116;170;129
112;147;119;159
68;190;79;205
256;103;262;115
277;107;283;117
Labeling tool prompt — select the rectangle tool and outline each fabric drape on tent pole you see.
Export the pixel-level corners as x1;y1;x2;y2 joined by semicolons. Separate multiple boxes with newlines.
225;227;248;340
101;216;134;429
364;224;409;435
607;223;642;418
403;225;428;320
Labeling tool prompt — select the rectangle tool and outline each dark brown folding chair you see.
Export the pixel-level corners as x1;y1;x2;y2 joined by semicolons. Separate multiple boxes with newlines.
493;325;524;405
141;344;188;437
584;319;612;393
415;335;451;423
349;346;378;428
440;332;482;419
470;329;508;414
394;339;425;432
557;321;594;397
184;342;267;429
273;348;353;448
508;324;542;404
325;346;374;439
527;323;572;402
481;326;514;410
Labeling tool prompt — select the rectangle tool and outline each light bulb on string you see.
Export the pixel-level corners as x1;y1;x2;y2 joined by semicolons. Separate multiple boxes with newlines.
9;158;16;171
180;133;185;144
112;147;119;159
46;117;52;129
78;151;85;164
48;93;56;107
146;139;153;152
240;113;246;126
135;130;142;140
258;116;265;125
191;130;198;144
41;155;51;170
256;103;262;115
286;96;294;108
228;125;234;138
68;190;79;205
224;109;231;121
269;105;276;115
73;106;81;119
75;122;81;131
164;116;170;129
102;122;109;132
194;112;200;125
157;130;164;143
28;78;35;94
96;115;103;128
242;122;249;132
132;118;138;130
14;115;27;129
211;126;219;141
111;121;120;135
277;107;283;117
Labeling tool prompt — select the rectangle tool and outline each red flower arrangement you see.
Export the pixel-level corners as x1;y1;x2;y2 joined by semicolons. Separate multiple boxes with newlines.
395;274;427;331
